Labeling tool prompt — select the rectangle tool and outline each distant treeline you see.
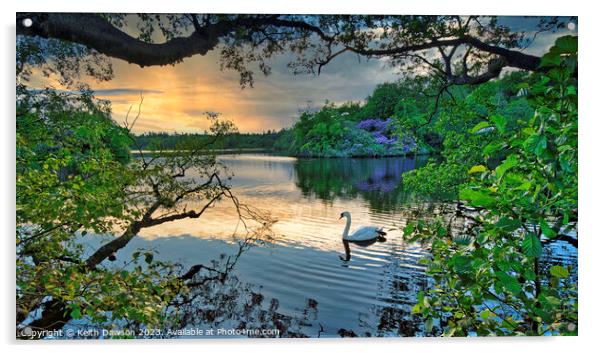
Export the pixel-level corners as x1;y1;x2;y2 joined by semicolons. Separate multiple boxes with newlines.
132;130;291;151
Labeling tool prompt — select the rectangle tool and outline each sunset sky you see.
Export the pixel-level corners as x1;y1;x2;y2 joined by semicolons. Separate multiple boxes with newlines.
28;16;577;134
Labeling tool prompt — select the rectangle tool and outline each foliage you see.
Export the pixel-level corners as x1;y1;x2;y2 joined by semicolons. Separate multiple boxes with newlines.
73;15;572;87
403;72;534;198
361;82;407;120
287;71;533;161
403;36;578;336
134;129;287;152
402;160;466;200
17;36;113;88
16;86;277;336
288;98;419;157
16;88;181;332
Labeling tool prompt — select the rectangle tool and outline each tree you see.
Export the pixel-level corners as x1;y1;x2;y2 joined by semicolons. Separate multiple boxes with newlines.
404;36;578;336
403;71;535;197
17;14;573;88
16;87;274;337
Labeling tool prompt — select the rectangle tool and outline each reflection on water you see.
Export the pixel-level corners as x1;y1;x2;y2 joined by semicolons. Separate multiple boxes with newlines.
295;156;424;212
124;154;577;337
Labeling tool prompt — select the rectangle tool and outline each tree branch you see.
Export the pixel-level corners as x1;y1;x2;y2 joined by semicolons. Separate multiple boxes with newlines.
17;13;543;76
345;36;541;72
16;13;332;68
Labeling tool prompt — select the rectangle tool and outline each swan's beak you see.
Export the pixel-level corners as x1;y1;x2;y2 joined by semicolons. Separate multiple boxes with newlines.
338;215;343;220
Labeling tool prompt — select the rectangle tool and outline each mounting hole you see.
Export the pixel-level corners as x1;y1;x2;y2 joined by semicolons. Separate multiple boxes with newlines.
22;18;33;28
567;22;576;31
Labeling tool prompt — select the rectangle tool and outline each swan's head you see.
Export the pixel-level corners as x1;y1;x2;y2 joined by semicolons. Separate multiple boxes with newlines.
339;211;351;220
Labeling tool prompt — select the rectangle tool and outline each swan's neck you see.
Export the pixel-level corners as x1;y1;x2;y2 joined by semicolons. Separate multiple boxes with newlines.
342;216;351;239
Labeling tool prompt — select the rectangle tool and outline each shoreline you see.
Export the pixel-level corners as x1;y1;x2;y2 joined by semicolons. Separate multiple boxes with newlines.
131;148;433;159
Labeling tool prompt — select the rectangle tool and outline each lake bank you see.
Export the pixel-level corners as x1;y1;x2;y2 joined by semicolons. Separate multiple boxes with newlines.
131;148;433;159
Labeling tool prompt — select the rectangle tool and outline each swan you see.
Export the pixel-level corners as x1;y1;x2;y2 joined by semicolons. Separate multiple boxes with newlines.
339;211;386;242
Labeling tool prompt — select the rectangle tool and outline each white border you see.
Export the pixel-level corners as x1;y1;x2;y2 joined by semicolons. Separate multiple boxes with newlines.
2;1;600;353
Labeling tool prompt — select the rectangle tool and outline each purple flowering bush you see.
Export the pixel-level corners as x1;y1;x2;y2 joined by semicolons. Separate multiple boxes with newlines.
356;118;393;134
291;105;416;157
355;118;416;156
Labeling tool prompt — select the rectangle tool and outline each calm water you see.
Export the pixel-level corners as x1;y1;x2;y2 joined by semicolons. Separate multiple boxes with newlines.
88;153;577;337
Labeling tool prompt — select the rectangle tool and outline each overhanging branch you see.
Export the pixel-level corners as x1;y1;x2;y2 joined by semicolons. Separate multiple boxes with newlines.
17;13;543;76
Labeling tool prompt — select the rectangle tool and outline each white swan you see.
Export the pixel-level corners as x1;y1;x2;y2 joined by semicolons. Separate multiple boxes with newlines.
339;211;386;242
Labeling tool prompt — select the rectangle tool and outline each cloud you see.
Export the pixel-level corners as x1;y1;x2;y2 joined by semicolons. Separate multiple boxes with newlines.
86;46;403;134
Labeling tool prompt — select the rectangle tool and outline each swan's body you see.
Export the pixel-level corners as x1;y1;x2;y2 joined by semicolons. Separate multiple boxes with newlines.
344;225;383;241
340;211;386;242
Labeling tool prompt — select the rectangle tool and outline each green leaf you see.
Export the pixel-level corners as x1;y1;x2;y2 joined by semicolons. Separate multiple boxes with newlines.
540;51;561;68
452;255;473;274
555;35;578;54
490;115;506;133
403;222;415;237
425;317;434;333
545;295;562;306
480;309;494;321
470;121;490;134
411;303;422;315
524;268;536;281
468;165;487;174
453;234;473;246
524;134;547;156
495;217;522;232
550;266;569;278
483;141;505;156
495;154;519;178
495;271;522;295
539;220;557;239
566;85;577;96
460;188;497;208
522;233;542;258
70;306;82;320
535;136;548;156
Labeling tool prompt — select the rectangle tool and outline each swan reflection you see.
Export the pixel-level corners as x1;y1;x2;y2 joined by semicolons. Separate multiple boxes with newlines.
340;237;387;261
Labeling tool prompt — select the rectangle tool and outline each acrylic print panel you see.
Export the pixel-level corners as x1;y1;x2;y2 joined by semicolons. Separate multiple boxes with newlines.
16;13;578;339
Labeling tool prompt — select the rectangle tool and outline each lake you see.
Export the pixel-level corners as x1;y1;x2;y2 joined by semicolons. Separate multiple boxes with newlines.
93;153;577;337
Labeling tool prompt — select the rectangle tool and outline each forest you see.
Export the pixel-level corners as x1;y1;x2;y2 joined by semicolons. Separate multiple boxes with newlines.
16;14;577;338
134;130;285;151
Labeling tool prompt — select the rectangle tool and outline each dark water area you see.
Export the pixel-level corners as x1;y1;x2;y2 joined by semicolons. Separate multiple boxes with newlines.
89;154;577;337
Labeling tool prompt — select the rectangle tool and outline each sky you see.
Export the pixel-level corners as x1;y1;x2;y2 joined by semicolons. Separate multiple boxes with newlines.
27;16;577;134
